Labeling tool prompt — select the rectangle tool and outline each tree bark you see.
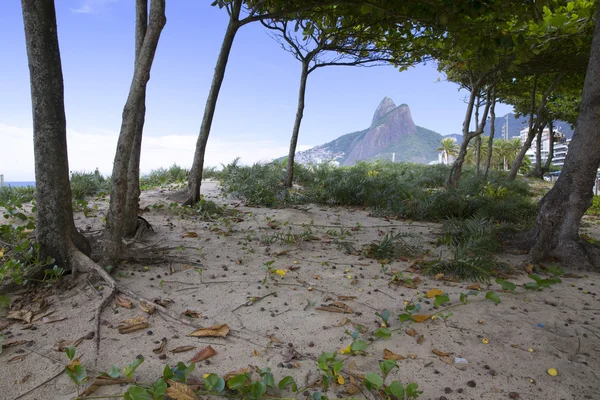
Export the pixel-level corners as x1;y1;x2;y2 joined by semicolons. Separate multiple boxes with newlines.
474;95;481;175
508;72;564;180
104;0;166;263
529;5;600;270
532;121;547;179
186;0;241;205
543;121;555;174
21;0;91;273
483;95;496;179
284;60;310;188
124;0;149;237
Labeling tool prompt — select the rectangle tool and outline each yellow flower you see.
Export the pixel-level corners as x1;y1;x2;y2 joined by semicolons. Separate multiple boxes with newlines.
339;345;351;354
274;269;286;278
202;373;210;379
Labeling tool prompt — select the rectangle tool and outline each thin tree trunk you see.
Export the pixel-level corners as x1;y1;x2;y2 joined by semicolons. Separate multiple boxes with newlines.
124;0;149;237
483;95;496;179
543;121;555;174
284;61;310;188
530;6;600;269
532;121;547;179
508;72;565;180
104;0;166;263
474;95;481;175
21;0;90;274
186;0;241;205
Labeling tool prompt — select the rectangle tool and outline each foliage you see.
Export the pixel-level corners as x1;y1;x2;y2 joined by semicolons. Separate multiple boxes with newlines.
140;164;189;190
0;186;36;204
363;231;421;260
585;195;600;215
70;169;111;200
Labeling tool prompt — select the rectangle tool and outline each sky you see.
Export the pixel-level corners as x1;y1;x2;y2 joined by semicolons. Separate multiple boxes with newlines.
0;0;514;182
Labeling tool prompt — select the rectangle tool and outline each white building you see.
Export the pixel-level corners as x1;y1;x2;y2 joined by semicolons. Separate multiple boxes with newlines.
519;127;570;168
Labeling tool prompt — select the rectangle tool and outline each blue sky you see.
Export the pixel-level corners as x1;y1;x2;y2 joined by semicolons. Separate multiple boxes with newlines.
0;0;513;181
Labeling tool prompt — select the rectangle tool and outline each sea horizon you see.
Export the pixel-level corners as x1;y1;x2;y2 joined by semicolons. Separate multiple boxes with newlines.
2;181;36;187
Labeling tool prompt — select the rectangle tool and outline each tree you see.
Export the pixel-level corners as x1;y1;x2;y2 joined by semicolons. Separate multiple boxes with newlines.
437;138;459;165
530;2;600;270
482;91;497;178
20;0;91;275
104;0;166;264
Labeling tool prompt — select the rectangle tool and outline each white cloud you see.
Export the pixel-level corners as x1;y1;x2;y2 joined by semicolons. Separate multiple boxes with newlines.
0;123;312;182
71;0;119;14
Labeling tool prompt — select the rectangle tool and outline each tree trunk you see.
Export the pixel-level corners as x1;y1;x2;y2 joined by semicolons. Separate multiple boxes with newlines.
508;72;564;180
543;121;555;174
124;0;149;238
21;0;90;274
532;121;547;179
284;60;310;188
474;95;481;175
483;95;496;179
529;5;600;270
104;0;166;263
186;0;241;205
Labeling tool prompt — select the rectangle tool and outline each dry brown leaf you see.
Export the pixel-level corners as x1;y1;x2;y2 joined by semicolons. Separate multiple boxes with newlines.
165;380;199;400
433;273;444;280
252;349;261;356
312;275;322;280
224;368;252;381
266;221;280;230
273;249;291;257
3;340;30;349
267;334;281;343
383;349;406;361
139;301;156;315
54;337;84;352
416;335;425;345
347;375;360;395
154;298;174;307
31;310;54;323
316;302;353;314
153;337;167;354
405;328;417;337
524;263;535;273
41;316;66;324
115;295;133;309
412;315;431;323
337;296;357;301
426;288;444;298
440;356;453;365
8;355;25;363
118;316;149;334
171;346;196;354
182;309;202;319
432;348;452;357
188;324;230;338
466;283;481;291
190;345;217;362
0;319;10;331
7;310;33;324
81;376;134;396
333;318;353;327
182;232;199;238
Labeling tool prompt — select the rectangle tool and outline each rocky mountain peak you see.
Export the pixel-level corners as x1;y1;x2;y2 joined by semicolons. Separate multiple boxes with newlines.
371;97;397;126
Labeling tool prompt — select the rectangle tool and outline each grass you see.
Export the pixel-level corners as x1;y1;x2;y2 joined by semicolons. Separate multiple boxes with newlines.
140;164;189;190
0;186;36;204
70;169;111;200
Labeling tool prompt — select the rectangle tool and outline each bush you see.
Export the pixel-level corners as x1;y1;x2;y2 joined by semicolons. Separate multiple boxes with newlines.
140;164;189;189
0;186;36;204
70;169;111;200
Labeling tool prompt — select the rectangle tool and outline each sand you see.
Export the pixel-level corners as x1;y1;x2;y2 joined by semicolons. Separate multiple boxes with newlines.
1;181;599;400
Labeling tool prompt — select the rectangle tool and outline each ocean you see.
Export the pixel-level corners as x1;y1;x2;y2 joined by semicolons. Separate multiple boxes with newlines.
3;182;36;187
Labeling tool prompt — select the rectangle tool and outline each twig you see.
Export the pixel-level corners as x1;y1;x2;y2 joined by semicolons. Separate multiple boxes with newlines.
94;285;117;359
13;368;64;400
174;280;247;292
232;292;277;312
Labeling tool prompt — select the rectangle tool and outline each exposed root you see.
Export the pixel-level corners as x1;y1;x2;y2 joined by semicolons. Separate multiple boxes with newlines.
93;284;116;358
531;238;600;271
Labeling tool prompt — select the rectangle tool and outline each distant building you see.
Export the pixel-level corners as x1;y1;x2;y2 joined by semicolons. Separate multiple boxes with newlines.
519;127;570;168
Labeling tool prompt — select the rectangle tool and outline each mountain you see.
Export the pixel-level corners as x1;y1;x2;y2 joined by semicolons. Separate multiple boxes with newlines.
293;97;443;166
444;133;464;145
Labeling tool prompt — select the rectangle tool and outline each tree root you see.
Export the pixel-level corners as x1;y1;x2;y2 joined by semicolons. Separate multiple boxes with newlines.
93;284;116;357
532;238;600;271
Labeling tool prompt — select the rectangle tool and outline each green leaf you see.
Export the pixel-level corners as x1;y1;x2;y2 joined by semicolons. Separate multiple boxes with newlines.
227;374;250;391
332;360;344;376
66;364;87;385
374;327;392;339
124;356;144;379
379;360;397;377
376;309;391;323
496;278;516;292
162;365;173;381
406;382;422;398
125;385;152;400
0;295;10;308
350;340;368;352
248;381;267;400
524;282;540;290
65;346;76;360
364;372;383;390
204;373;225;393
107;365;121;379
434;294;450;307
385;381;405;399
261;371;275;389
485;291;501;304
278;376;298;392
459;293;468;303
150;379;167;400
398;313;413;322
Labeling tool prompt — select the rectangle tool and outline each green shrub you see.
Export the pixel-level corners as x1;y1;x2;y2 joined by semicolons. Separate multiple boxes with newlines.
0;186;36;204
140;164;189;190
586;195;600;215
70;169;111;200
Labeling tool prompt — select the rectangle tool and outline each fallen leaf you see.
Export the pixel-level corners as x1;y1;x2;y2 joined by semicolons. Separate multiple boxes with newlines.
433;273;444;280
432;349;453;357
7;310;33;324
224;368;252;381
383;349;406;360
252;349;261;356
440;356;453;365
524;263;535;274
182;310;202;319
190;345;217;362
54;337;84;352
267;334;281;343
0;319;10;331
31;310;54;323
337;374;345;385
139;301;156;315
81;376;134;396
347;376;360;395
316;302;353;314
273;249;291;257
8;355;25;363
171;346;197;354
182;232;199;238
274;269;286;278
188;324;230;338
153;337;167;354
312;274;322;280
154;298;174;307
333;318;353;327
3;340;31;349
117;316;149;334
426;288;444;298
412;315;431;323
165;380;199;400
267;221;280;229
41;316;66;324
405;328;417;337
467;283;481;290
115;295;133;309
337;296;357;301
416;335;425;345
